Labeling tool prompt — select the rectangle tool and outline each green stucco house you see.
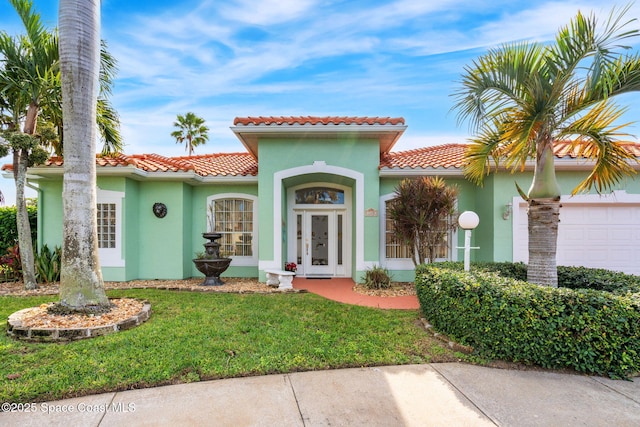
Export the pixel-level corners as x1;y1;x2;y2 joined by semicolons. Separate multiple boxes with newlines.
16;116;640;282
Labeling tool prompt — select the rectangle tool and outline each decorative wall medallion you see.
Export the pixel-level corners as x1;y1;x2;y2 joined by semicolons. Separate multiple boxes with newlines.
153;203;167;218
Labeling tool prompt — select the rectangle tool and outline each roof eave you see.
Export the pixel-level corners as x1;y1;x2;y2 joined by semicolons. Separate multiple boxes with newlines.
516;158;640;171
19;167;259;183
23;165;150;179
379;167;464;177
231;124;408;159
195;175;258;184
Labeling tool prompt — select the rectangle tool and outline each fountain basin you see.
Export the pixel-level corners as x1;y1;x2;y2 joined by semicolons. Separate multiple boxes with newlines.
193;258;232;286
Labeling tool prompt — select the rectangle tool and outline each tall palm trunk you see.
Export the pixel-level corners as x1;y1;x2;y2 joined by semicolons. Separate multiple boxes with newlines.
58;0;109;309
527;198;560;287
527;145;562;287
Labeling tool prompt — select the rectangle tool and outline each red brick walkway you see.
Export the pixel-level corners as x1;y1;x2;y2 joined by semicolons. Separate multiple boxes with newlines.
293;277;420;310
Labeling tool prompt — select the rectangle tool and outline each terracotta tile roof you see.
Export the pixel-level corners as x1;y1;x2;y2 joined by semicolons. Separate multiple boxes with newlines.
553;140;640;158
117;154;195;172
380;142;640;170
380;144;467;169
6;141;637;175
233;116;405;126
7;153;258;176
172;153;258;176
39;154;192;171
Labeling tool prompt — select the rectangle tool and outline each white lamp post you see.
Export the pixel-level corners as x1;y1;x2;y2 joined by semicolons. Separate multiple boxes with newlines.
458;211;480;271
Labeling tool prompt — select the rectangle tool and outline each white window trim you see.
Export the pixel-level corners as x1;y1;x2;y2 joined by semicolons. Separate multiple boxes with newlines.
97;188;124;267
206;193;258;266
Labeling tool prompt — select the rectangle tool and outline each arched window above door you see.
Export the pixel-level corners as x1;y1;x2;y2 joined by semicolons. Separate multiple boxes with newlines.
295;187;344;205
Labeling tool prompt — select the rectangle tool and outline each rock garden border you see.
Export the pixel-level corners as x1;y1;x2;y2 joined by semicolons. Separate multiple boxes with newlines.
6;299;151;342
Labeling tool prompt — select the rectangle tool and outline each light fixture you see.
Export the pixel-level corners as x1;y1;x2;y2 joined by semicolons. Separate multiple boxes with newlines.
457;211;480;271
502;202;513;220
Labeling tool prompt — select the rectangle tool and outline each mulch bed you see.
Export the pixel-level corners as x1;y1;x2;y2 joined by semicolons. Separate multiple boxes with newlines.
11;298;145;329
1;278;416;297
353;282;416;297
0;277;290;297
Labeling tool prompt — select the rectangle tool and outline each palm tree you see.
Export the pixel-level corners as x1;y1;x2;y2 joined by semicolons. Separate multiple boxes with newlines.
42;40;123;156
58;0;110;310
0;0;59;289
1;0;122;290
171;112;209;155
452;5;640;287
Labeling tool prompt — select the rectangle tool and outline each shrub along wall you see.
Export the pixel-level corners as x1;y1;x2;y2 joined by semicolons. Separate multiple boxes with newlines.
0;205;37;253
415;263;640;379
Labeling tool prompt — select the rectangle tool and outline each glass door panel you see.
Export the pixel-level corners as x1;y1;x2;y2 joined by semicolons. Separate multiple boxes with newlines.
305;212;332;276
311;215;329;266
296;214;302;265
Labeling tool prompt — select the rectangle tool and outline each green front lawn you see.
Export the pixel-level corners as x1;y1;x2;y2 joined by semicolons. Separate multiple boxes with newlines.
1;289;465;403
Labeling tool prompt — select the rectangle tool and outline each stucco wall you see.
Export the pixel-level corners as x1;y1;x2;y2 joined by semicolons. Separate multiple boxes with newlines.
30;151;640;283
256;136;381;281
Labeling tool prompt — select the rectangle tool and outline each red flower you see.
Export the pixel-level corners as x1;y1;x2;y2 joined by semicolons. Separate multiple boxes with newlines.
285;262;297;272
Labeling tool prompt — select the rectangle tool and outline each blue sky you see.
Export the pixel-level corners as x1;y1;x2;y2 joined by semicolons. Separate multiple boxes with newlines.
1;0;640;204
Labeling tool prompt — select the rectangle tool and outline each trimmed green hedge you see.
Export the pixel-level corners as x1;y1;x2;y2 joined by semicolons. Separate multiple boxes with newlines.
0;205;37;253
435;261;640;294
416;263;640;379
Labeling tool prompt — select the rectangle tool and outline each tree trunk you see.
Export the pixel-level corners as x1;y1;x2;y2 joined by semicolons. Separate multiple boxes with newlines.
58;0;109;309
526;142;562;287
527;197;560;287
13;149;37;289
14;99;41;289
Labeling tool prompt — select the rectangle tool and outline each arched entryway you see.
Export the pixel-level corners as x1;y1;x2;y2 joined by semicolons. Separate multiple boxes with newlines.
287;183;352;277
270;161;364;280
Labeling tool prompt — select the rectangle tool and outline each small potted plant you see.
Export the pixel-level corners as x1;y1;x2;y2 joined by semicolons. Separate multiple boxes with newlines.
285;262;297;274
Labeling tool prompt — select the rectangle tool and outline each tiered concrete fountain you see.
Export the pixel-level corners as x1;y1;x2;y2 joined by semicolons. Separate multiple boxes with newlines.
193;232;232;286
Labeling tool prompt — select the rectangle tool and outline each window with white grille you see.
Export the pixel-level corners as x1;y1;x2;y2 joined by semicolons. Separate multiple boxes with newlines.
382;196;454;264
96;189;124;267
97;203;117;249
207;194;258;265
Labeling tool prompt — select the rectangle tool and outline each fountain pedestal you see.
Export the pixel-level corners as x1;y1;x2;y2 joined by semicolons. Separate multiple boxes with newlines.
193;232;232;286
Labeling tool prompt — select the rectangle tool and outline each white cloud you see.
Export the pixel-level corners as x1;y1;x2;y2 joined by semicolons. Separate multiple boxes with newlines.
219;0;319;25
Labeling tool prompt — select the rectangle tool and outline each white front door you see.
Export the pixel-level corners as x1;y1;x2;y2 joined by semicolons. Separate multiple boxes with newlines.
293;210;347;277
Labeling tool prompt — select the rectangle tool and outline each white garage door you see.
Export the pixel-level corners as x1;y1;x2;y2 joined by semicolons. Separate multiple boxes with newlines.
513;191;640;276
